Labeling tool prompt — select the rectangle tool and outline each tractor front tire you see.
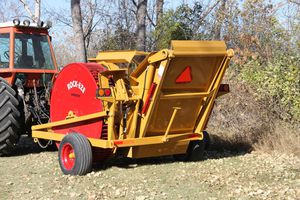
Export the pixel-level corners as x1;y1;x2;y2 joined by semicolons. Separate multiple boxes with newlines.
58;133;93;175
0;78;22;156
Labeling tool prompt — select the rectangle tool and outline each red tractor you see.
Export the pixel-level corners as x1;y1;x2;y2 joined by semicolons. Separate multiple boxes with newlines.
0;19;58;155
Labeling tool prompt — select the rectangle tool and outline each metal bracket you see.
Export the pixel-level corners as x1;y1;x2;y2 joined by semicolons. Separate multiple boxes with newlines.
162;107;181;142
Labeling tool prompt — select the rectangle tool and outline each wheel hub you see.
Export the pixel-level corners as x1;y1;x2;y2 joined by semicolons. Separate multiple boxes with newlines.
61;143;75;170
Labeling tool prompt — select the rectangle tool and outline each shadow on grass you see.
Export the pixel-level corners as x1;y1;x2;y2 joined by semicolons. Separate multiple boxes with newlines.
94;150;248;171
208;134;253;153
94;137;250;171
4;133;251;172
5;135;57;157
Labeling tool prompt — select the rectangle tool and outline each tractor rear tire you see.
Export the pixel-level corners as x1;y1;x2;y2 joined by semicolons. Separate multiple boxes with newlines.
58;133;93;175
0;78;22;156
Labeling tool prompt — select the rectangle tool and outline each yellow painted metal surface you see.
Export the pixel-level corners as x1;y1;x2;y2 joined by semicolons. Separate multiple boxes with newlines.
127;141;189;158
32;40;233;159
171;40;227;56
32;130;202;149
89;50;148;64
32;111;107;131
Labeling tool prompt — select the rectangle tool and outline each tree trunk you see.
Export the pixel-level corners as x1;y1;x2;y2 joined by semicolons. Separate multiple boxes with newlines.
136;0;147;51
19;0;40;23
155;0;163;49
156;0;163;26
214;0;226;40
34;0;41;23
71;0;87;62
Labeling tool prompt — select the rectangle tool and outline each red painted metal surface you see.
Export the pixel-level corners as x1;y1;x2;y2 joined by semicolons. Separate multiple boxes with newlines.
50;63;106;139
61;143;75;170
141;83;157;115
175;66;192;83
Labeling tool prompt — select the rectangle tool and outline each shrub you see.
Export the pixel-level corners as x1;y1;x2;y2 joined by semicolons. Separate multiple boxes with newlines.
239;56;300;122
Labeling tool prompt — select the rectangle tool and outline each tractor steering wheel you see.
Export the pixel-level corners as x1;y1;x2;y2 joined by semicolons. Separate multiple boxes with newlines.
3;51;9;59
4;51;20;62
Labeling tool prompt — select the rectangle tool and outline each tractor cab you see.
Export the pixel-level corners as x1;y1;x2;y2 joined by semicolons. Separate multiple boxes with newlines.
0;20;59;154
0;19;58;87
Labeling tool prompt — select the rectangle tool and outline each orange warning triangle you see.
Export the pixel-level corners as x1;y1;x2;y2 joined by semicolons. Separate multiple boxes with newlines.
176;66;192;83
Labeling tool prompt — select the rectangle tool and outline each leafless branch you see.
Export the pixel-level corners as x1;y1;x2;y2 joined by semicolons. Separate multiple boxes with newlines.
34;0;40;22
201;0;221;21
129;8;137;15
19;0;35;20
131;0;137;8
192;0;222;35
146;9;156;27
47;8;73;28
289;0;300;5
270;1;286;15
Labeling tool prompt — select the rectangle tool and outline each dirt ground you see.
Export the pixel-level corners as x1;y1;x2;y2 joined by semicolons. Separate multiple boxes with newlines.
0;136;299;200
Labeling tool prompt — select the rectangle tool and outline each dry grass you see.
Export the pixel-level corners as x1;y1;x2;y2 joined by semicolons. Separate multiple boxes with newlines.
254;122;300;156
207;77;300;157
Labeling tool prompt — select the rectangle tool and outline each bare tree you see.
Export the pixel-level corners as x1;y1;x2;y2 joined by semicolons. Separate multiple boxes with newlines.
214;0;226;40
81;0;99;49
156;0;163;25
0;0;22;21
289;0;300;5
135;0;147;51
71;0;87;62
19;0;41;23
154;0;163;49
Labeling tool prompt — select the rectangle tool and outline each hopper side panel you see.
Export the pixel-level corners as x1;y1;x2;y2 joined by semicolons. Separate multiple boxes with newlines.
144;55;226;137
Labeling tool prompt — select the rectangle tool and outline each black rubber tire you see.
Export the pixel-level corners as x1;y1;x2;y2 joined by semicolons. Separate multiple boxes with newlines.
173;153;187;162
186;140;205;161
173;140;205;162
173;131;209;161
58;133;93;175
0;77;22;156
203;130;210;150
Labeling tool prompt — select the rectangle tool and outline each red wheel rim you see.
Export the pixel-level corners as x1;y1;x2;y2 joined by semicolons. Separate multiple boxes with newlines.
61;143;75;170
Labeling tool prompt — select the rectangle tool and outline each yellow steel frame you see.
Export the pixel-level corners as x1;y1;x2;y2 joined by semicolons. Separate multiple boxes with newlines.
32;111;108;131
32;40;233;158
33;130;203;149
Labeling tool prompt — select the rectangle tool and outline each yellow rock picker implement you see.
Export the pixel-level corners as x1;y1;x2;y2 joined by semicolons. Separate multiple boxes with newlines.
32;40;234;175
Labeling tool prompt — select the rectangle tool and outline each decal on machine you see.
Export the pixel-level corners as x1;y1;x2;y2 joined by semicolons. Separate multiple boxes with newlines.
157;64;164;79
67;80;86;94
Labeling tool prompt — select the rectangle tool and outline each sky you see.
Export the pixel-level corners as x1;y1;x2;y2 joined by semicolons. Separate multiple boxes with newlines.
42;0;196;13
4;0;294;47
39;0;198;43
